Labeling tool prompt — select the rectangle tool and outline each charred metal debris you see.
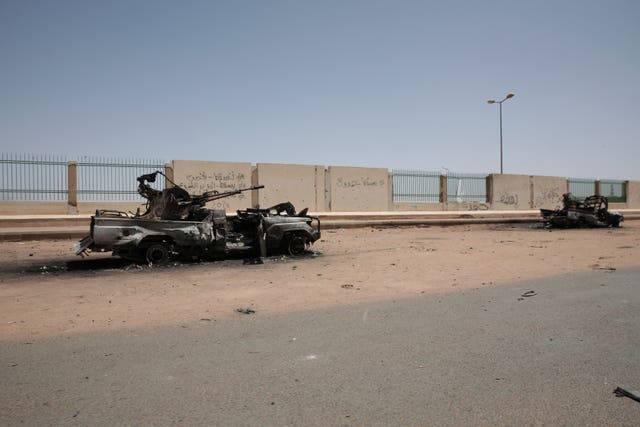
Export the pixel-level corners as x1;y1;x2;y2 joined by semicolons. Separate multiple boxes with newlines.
75;171;320;264
540;193;623;229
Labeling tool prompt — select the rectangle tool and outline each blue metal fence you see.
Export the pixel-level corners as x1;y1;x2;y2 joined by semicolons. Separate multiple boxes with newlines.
446;172;488;202
392;169;440;202
0;153;167;202
0;153;68;201
0;153;630;206
392;170;488;203
77;156;166;201
600;179;626;203
568;178;596;200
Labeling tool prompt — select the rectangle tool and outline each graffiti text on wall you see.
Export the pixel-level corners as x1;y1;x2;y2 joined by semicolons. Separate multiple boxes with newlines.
179;171;247;194
336;177;385;189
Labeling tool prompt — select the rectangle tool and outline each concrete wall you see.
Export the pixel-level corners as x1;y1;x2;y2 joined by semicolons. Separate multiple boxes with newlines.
489;174;569;210
531;175;567;210
172;160;253;211
489;174;531;210
627;181;640;208
0;202;69;216
254;163;325;212
393;202;444;211
446;201;491;211
2;159;638;214
326;166;390;211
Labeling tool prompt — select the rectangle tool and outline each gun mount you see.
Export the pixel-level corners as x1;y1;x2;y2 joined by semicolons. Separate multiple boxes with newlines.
136;171;264;220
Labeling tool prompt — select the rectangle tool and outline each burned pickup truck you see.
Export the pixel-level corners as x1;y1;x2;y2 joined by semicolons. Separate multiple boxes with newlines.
540;193;623;228
75;171;320;264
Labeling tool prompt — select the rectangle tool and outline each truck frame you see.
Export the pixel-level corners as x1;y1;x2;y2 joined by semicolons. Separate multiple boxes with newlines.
75;172;320;264
540;193;623;228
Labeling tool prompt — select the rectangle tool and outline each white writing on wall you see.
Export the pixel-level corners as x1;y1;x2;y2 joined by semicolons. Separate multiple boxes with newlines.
179;171;247;194
178;170;248;210
336;177;385;188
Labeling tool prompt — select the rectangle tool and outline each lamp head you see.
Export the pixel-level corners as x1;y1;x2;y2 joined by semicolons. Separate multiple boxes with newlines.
487;100;496;104
506;93;515;99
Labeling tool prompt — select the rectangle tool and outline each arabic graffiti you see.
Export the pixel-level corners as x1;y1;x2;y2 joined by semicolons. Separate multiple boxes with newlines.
461;201;489;211
499;193;519;206
534;188;561;208
178;171;248;194
335;177;385;189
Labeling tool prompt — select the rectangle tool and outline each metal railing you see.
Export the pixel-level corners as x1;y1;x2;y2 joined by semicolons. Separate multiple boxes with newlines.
392;170;489;203
0;153;68;201
600;179;626;203
77;156;166;201
392;169;440;202
446;172;488;202
568;178;596;200
0;153;167;202
0;153;631;207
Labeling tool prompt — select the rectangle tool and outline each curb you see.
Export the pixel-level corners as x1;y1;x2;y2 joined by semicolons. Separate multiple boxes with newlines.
1;212;638;242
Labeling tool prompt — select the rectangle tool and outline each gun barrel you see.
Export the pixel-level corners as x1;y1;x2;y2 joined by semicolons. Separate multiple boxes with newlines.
203;184;265;203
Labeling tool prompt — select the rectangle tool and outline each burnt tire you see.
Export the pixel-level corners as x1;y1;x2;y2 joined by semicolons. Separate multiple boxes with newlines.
284;234;309;256
144;243;170;265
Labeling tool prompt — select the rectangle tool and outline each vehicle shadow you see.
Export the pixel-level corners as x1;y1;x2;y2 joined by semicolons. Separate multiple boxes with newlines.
1;251;322;278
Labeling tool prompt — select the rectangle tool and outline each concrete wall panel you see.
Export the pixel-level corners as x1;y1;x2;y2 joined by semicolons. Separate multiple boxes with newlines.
489;174;531;210
255;163;324;212
447;201;491;211
0;202;69;215
532;175;567;210
393;202;444;211
172;160;253;211
327;166;390;211
627;181;640;208
315;167;326;212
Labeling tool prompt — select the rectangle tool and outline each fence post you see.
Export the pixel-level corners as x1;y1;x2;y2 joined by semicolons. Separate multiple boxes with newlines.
67;161;78;214
388;171;393;211
440;175;447;207
164;163;174;188
595;180;601;196
486;174;494;207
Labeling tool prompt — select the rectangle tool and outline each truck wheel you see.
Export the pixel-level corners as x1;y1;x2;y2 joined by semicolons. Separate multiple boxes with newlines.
285;235;308;256
145;243;170;265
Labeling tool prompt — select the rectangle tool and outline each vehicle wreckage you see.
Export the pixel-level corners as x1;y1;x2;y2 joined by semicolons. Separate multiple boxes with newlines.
540;193;623;228
75;171;320;264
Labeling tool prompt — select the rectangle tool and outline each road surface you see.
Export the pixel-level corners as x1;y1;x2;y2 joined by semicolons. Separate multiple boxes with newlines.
2;267;640;426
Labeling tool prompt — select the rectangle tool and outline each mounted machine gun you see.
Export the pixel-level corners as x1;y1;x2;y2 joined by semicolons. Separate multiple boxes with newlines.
75;171;320;264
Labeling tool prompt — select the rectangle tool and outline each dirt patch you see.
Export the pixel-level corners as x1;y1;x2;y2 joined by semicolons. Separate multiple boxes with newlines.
1;222;639;339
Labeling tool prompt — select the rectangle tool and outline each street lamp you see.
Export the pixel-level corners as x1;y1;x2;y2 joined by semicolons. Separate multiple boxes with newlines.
487;93;515;174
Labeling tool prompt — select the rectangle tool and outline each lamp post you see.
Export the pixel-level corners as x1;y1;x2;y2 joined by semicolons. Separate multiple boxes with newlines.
487;93;515;174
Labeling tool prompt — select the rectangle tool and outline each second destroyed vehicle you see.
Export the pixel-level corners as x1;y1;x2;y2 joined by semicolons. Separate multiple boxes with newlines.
540;193;623;228
75;171;320;264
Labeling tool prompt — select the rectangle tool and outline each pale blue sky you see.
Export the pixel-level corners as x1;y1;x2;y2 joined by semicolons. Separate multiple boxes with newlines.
1;0;639;179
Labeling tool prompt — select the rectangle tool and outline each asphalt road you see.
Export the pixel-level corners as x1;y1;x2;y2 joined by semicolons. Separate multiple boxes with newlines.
2;268;640;426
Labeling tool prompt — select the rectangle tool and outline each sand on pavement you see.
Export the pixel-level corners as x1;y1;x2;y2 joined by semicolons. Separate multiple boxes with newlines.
1;222;638;339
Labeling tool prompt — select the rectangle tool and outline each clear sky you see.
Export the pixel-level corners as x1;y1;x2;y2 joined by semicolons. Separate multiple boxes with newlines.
1;0;639;179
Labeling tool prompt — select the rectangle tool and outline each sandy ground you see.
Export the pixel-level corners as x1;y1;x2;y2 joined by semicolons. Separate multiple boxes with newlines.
1;222;639;340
